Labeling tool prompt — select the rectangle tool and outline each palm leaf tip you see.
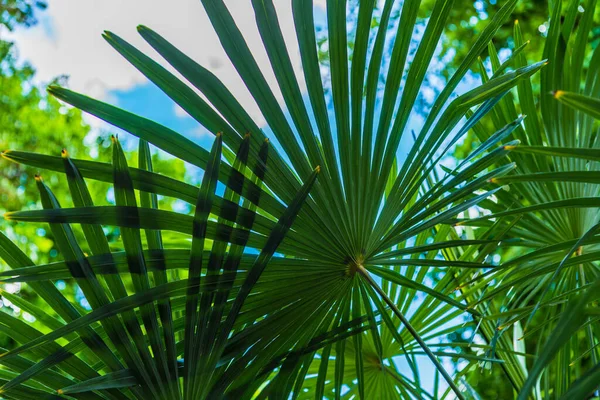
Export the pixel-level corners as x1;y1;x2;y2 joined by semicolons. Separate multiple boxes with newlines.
46;84;61;96
552;90;600;119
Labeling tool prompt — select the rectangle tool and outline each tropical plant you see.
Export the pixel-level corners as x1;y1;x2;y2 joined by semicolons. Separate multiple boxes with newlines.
0;0;594;399
0;0;46;31
451;0;600;397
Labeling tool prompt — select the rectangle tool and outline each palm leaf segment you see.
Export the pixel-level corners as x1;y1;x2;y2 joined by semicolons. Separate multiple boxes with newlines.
0;0;547;398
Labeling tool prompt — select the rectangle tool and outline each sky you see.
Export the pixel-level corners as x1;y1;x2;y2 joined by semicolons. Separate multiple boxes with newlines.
8;0;328;149
6;0;473;165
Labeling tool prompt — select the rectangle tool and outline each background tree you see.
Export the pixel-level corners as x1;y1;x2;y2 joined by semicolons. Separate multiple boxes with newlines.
0;0;188;348
0;0;46;31
1;0;89;259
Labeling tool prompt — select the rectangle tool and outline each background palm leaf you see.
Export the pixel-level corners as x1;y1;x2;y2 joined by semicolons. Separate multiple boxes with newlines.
452;0;600;396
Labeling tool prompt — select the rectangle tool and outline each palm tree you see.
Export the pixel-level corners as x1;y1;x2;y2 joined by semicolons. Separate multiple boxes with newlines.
0;0;568;398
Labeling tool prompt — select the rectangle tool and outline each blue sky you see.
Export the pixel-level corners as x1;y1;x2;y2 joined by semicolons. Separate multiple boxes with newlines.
108;83;214;149
7;0;313;141
7;0;481;169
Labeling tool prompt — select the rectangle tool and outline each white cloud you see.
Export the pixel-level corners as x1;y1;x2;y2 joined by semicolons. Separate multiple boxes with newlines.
8;0;307;126
190;125;213;140
173;103;188;118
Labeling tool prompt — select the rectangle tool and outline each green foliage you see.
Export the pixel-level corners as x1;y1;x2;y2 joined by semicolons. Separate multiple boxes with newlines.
0;45;90;214
0;0;600;399
0;2;93;341
0;0;46;31
455;0;600;396
1;0;90;269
